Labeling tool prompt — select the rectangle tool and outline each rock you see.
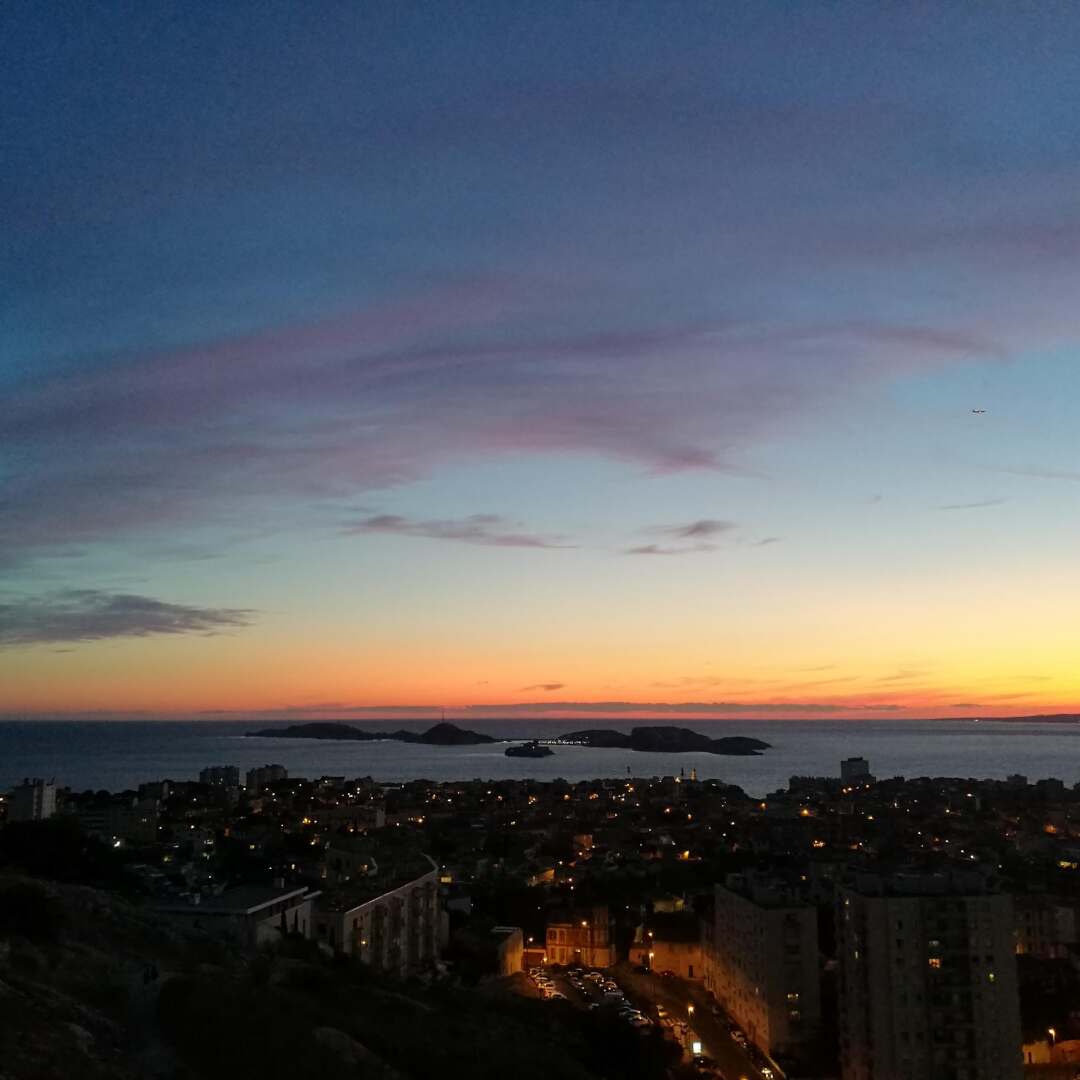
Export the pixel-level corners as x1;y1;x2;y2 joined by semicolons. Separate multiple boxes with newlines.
66;1023;95;1055
314;1027;402;1077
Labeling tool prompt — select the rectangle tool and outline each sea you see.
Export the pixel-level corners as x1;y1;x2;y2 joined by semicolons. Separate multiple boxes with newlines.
1;718;1078;799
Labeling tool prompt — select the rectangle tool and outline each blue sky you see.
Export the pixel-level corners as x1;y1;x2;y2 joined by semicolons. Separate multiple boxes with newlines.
3;1;1080;716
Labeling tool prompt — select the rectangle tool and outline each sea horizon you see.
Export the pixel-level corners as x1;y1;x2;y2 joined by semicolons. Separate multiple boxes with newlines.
4;716;1079;798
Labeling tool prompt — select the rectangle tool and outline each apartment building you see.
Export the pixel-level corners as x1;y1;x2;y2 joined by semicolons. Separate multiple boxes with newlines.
546;906;614;968
157;883;319;948
9;778;57;822
316;855;442;977
1014;894;1078;959
837;871;1022;1080
705;873;821;1059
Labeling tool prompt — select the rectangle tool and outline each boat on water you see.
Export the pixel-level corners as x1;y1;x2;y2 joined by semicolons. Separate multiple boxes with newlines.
504;740;554;758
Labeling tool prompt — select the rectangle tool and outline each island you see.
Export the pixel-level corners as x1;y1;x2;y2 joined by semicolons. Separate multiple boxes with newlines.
246;721;770;756
562;726;770;756
246;721;496;745
504;740;554;758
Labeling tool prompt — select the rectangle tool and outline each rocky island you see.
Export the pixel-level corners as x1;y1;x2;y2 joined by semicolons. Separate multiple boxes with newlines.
246;721;496;745
247;721;770;756
563;726;770;756
504;740;554;758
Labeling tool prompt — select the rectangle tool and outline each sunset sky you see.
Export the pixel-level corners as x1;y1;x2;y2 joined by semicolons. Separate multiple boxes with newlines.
4;2;1080;719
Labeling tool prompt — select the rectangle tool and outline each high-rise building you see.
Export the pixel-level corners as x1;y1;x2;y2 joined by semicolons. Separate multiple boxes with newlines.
704;873;821;1060
837;872;1022;1080
9;778;57;822
841;757;873;783
245;764;287;792
200;765;240;787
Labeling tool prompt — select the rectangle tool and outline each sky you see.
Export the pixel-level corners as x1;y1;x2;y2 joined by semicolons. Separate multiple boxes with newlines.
3;1;1080;720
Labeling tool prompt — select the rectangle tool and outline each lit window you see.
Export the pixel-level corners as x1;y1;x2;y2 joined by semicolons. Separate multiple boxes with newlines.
928;958;942;969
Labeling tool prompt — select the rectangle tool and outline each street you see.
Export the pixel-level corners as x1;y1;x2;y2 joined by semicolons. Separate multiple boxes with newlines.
614;965;775;1080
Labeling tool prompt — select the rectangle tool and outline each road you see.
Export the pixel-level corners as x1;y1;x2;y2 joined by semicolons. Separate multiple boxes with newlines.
526;963;779;1079
614;965;776;1080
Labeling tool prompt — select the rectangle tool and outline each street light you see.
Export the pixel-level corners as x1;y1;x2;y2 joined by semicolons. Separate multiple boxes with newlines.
1049;1028;1057;1046
688;1004;695;1018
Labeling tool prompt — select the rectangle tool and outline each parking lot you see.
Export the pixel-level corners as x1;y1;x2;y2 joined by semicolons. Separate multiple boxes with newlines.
527;965;654;1031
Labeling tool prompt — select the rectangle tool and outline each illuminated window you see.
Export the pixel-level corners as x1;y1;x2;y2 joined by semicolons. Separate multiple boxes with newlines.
928;958;942;969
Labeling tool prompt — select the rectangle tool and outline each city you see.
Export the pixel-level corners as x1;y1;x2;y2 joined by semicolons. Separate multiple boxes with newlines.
6;2;1080;1078
6;756;1080;1078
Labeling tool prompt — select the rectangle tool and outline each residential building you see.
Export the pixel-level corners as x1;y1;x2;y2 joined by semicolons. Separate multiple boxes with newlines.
157;884;319;948
200;765;240;787
74;794;159;845
246;764;287;792
491;926;524;976
630;910;701;978
324;833;376;883
705;873;820;1060
316;855;442;977
837;871;1022;1080
841;757;873;784
1014;895;1078;959
546;906;614;967
9;778;57;822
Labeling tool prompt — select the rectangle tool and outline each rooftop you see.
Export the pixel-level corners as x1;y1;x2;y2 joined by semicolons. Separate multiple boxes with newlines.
320;852;436;912
157;884;314;916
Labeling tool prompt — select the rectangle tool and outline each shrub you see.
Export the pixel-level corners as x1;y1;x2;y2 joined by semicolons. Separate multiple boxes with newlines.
0;881;66;944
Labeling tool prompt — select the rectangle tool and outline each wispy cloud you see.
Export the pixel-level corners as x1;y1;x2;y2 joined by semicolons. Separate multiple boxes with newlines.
520;683;565;691
776;675;861;692
0;590;253;647
625;519;737;556
651;675;728;689
625;544;706;556
983;464;1080;483
874;668;932;684
935;498;1006;511
343;513;572;549
4;290;1029;573
656;519;737;540
463;700;905;715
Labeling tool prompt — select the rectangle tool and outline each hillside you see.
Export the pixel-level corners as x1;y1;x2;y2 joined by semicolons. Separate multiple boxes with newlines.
0;826;676;1080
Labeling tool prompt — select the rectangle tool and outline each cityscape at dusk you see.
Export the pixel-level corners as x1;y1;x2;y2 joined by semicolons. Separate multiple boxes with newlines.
6;5;1080;1080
